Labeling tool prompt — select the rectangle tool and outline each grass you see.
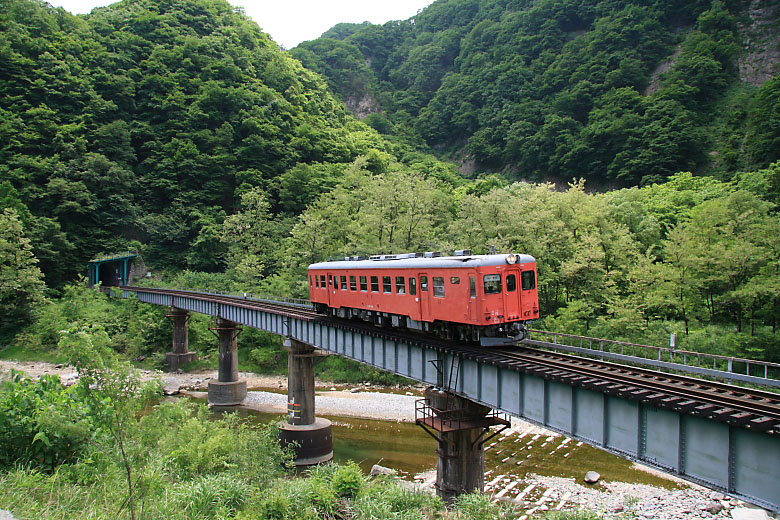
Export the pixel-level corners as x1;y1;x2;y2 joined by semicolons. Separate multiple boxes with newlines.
0;343;68;364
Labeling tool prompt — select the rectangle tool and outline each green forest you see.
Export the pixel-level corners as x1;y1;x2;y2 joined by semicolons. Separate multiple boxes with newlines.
1;0;778;354
293;0;780;185
1;0;779;517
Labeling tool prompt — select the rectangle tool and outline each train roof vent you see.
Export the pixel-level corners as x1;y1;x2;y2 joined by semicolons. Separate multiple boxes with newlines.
424;251;442;258
369;255;382;260
454;249;472;256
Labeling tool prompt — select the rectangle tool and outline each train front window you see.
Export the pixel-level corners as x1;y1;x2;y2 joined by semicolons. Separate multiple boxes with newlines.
506;274;517;292
371;276;379;292
484;274;501;294
420;276;428;291
470;277;476;298
396;276;406;294
320;275;326;287
433;277;445;298
522;270;536;290
350;276;357;291
340;276;347;290
360;276;367;291
383;276;392;293
410;277;417;295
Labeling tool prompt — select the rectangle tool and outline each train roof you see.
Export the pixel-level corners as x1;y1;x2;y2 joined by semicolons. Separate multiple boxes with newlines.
308;253;536;271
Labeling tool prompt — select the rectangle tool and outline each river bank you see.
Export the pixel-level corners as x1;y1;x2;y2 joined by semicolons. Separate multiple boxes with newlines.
1;360;774;519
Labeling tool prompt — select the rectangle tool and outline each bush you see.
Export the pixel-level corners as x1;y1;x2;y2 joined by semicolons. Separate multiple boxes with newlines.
0;371;94;471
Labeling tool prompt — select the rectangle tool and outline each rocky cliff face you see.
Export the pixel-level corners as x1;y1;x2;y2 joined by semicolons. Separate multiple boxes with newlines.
738;0;780;86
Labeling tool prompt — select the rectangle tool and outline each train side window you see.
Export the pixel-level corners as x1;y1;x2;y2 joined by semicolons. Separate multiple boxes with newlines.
506;274;517;292
320;275;326;287
433;277;446;298
350;276;357;291
383;276;392;293
470;277;476;298
340;276;347;290
396;276;406;294
371;276;379;292
420;276;428;291
521;270;536;290
484;274;501;294
409;277;417;295
450;277;460;284
360;276;368;291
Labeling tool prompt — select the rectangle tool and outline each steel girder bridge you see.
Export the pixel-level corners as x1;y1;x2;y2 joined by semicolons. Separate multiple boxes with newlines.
117;286;780;511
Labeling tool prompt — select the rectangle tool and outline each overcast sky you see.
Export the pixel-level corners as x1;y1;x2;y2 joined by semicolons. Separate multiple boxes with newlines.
49;0;434;48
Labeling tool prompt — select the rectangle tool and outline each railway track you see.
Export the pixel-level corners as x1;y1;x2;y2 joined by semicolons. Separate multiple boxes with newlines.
120;286;780;434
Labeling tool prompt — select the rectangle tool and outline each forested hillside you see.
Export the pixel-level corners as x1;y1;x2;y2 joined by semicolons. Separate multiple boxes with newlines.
0;0;418;287
1;0;778;359
292;0;780;185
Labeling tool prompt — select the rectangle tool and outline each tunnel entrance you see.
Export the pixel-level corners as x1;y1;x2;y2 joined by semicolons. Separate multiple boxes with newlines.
87;252;140;287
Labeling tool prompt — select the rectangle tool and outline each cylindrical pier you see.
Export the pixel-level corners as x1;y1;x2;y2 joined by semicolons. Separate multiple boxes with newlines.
425;387;492;502
278;338;333;466
166;307;196;371
207;318;247;405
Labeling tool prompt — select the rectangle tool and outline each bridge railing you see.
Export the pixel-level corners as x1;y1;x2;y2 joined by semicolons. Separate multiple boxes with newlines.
126;285;313;309
528;329;780;385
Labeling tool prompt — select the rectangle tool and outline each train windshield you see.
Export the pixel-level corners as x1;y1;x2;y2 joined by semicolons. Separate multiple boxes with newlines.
484;274;502;294
521;271;536;290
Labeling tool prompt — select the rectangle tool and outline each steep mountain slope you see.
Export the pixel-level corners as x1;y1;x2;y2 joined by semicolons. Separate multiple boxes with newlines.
292;0;780;186
0;0;390;284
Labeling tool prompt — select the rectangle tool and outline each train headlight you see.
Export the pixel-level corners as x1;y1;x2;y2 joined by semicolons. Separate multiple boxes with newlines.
506;254;517;264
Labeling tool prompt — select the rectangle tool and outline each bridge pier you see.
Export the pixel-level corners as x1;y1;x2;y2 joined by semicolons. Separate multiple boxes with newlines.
207;318;247;406
166;307;196;372
279;338;333;466
419;387;510;502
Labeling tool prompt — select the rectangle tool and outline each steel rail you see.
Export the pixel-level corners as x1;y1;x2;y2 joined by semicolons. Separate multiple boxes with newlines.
506;348;780;416
529;328;780;382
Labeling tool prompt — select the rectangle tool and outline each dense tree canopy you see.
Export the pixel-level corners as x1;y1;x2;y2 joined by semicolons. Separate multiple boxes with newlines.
294;0;779;185
0;0;402;286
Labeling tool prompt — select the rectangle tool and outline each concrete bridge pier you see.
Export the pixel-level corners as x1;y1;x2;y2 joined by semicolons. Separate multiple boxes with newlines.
207;318;247;405
166;307;196;372
279;338;333;466
420;387;510;502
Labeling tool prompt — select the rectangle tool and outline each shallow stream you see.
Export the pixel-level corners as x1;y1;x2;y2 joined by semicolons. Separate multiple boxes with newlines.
196;392;681;490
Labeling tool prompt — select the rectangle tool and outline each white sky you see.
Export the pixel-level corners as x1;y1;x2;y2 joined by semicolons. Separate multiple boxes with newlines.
50;0;434;49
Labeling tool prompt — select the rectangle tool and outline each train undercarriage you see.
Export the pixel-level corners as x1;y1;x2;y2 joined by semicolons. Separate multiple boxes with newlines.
313;304;528;346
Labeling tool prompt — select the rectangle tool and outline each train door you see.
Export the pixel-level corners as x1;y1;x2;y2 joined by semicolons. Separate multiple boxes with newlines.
327;273;336;307
504;271;520;320
482;272;504;323
418;273;432;322
468;272;478;322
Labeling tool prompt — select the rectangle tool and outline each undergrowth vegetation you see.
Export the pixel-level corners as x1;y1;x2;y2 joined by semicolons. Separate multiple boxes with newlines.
0;350;520;519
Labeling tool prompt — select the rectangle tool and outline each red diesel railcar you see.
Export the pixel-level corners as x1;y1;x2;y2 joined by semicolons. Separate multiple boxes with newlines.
308;252;539;345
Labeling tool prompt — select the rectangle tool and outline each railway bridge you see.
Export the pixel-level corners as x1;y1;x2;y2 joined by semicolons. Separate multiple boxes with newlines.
115;285;780;511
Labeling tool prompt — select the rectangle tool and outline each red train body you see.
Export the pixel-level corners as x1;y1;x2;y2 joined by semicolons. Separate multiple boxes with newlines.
308;252;540;345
